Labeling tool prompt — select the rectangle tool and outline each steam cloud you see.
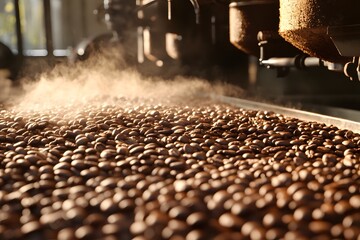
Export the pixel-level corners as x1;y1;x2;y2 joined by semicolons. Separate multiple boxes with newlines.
5;48;244;112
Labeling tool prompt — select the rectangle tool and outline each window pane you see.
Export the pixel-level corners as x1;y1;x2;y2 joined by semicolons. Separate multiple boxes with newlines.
51;0;71;50
1;0;108;56
19;0;46;55
0;0;17;52
51;0;108;51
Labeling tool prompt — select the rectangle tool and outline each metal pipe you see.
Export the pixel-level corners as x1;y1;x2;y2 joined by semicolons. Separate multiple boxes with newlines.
261;56;322;69
189;0;200;24
229;1;276;7
168;0;172;20
14;0;23;56
211;16;216;44
303;57;322;68
43;0;53;56
261;57;296;68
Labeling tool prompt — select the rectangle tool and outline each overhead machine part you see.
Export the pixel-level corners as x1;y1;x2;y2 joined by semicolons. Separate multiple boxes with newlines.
229;0;279;57
279;0;360;63
137;0;246;78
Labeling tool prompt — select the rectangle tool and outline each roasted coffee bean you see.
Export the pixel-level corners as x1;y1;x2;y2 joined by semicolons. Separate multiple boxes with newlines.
100;149;117;159
349;195;360;209
186;212;207;227
129;145;145;154
169;205;190;220
1;99;360;239
273;151;286;161
219;213;243;229
309;221;332;234
57;228;76;240
75;225;96;239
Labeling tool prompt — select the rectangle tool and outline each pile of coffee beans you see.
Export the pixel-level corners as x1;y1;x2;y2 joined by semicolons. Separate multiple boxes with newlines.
0;98;360;240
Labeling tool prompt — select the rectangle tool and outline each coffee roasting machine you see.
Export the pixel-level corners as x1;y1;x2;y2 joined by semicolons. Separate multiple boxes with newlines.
75;0;360;79
2;0;360;112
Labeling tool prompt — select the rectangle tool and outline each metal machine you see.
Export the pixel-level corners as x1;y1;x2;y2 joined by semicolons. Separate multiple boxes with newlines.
84;0;360;80
74;0;360;89
73;0;247;80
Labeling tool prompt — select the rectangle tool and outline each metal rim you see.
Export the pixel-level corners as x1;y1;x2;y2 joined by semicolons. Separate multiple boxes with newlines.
229;1;277;8
213;95;360;133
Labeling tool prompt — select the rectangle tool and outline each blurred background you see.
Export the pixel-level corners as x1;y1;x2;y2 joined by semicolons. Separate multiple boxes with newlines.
0;0;107;55
1;0;360;119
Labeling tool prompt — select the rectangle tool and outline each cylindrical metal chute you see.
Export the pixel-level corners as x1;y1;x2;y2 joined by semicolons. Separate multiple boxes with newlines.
229;0;279;57
279;0;360;63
